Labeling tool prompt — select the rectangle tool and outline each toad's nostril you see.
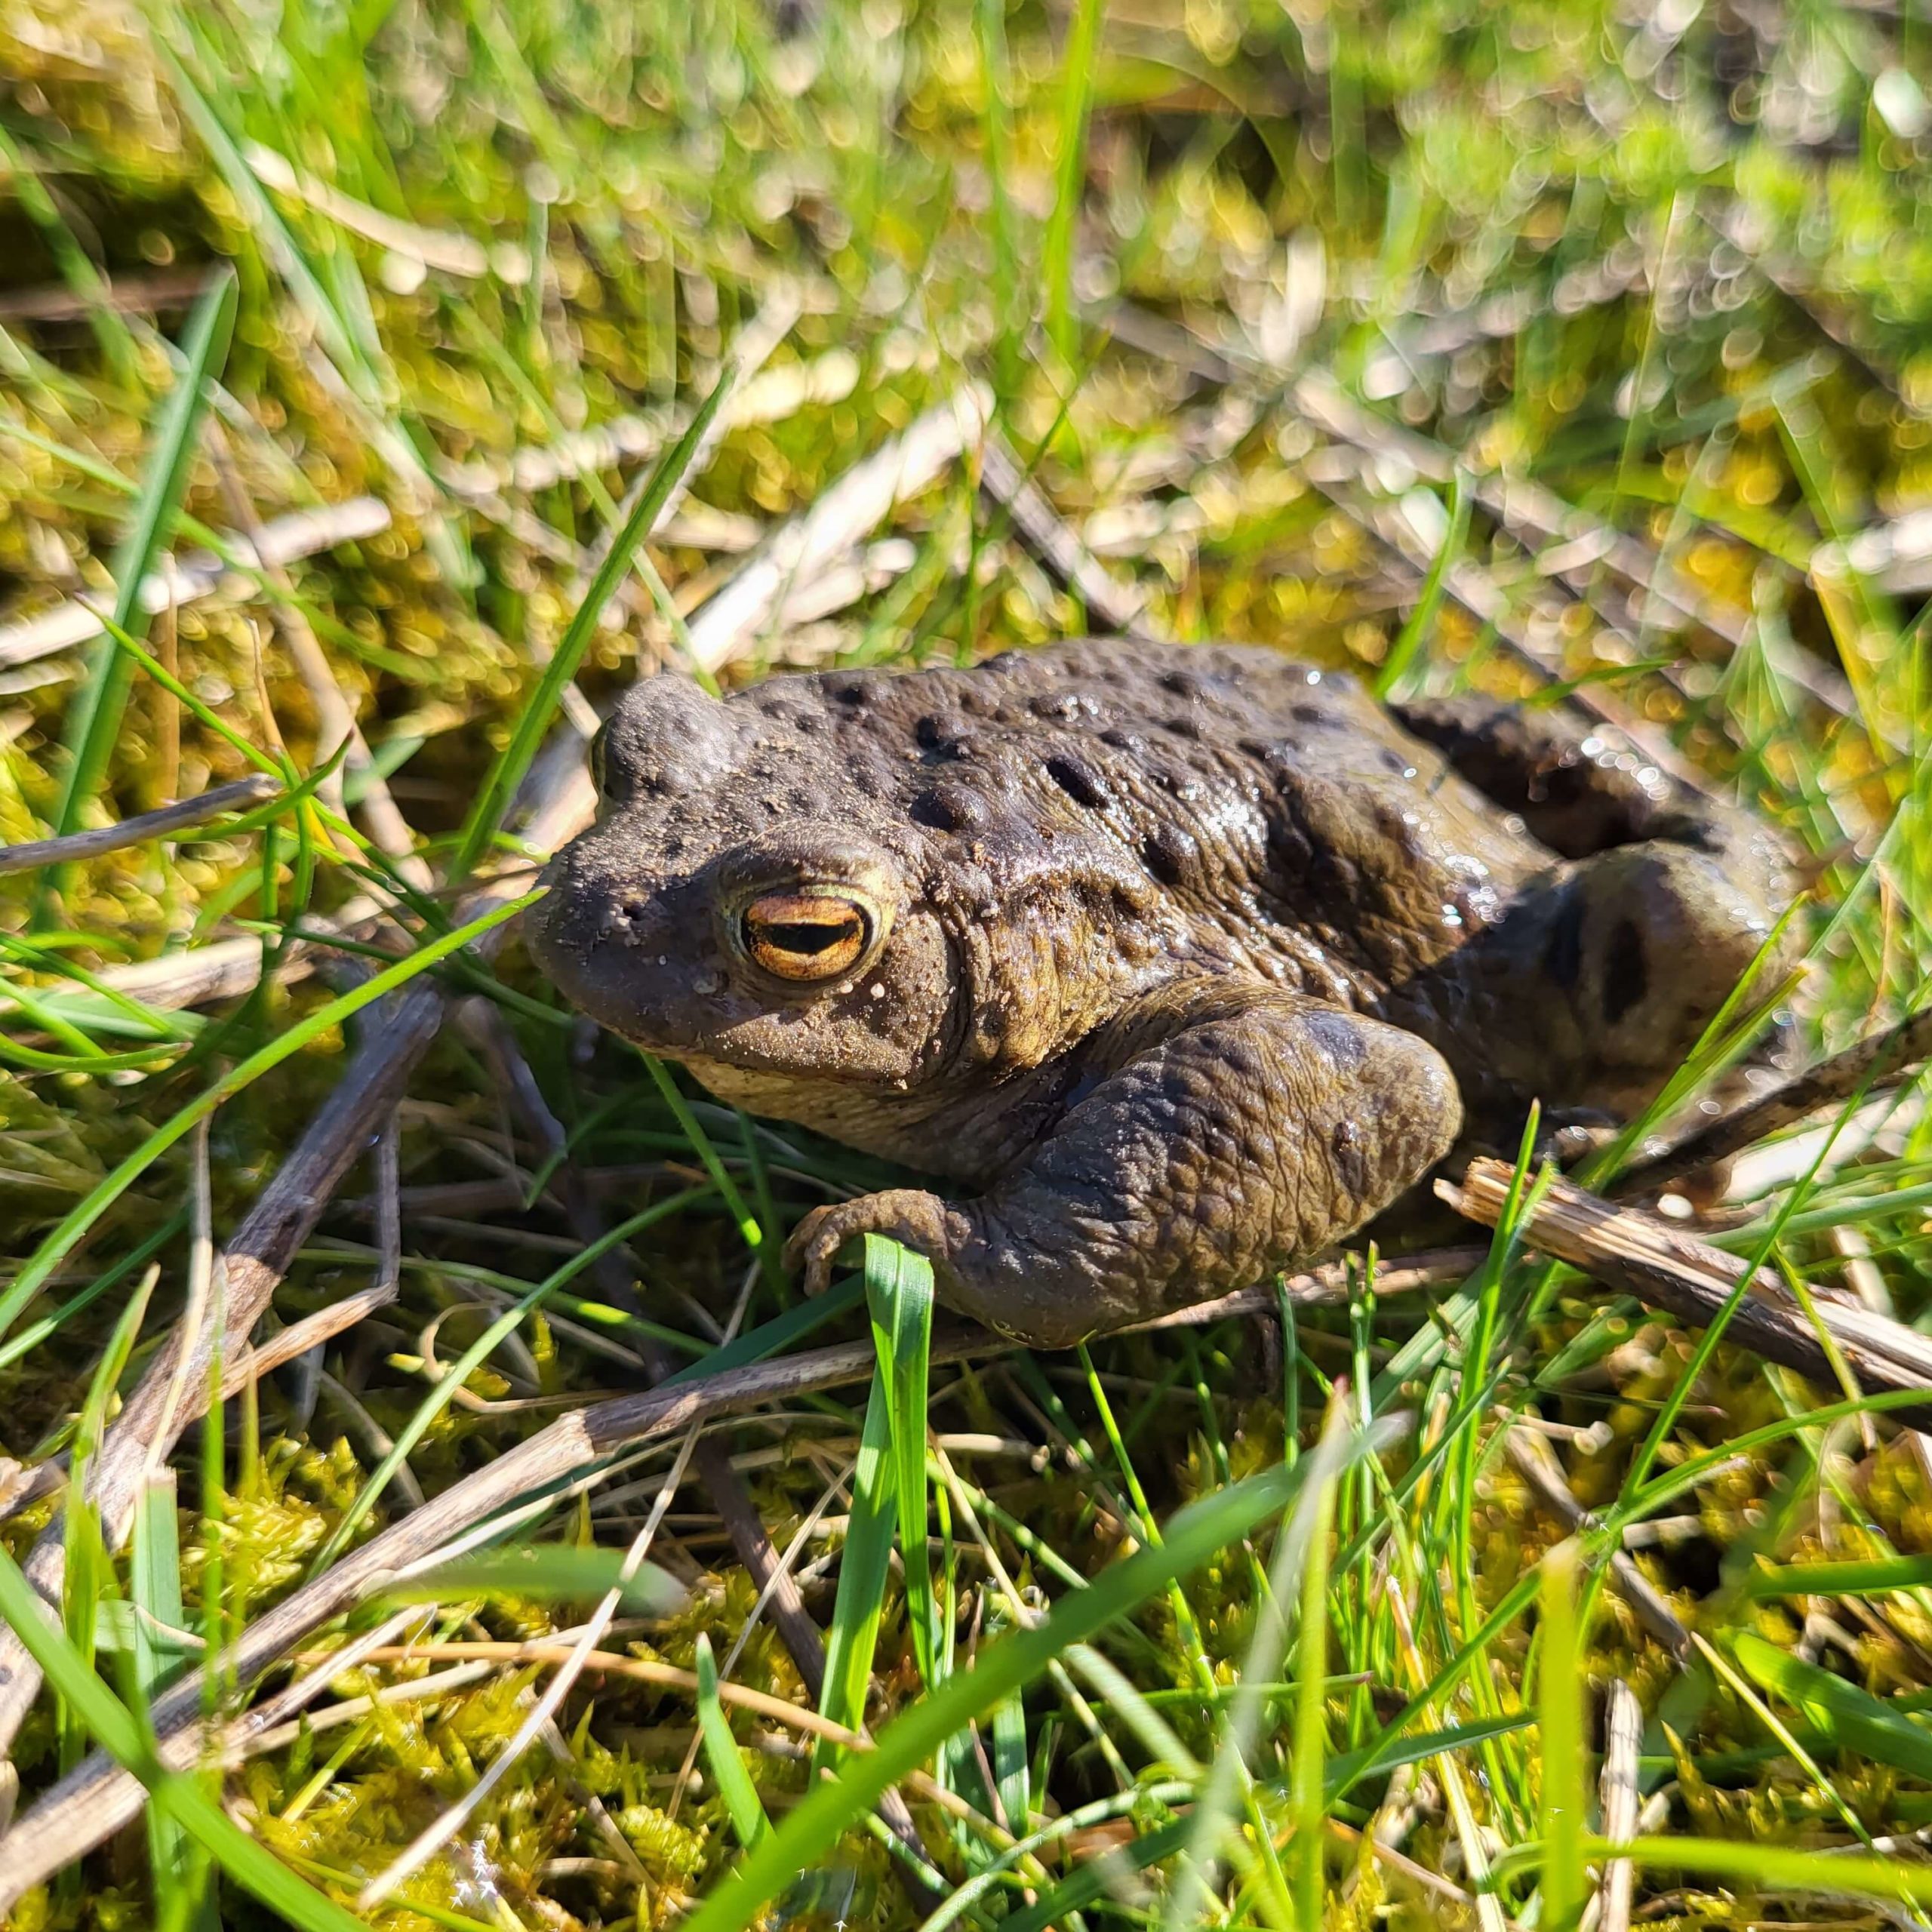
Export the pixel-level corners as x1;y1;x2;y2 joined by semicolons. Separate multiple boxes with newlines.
620;900;648;924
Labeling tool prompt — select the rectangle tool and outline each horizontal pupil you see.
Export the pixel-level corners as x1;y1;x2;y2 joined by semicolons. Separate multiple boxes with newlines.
758;918;858;955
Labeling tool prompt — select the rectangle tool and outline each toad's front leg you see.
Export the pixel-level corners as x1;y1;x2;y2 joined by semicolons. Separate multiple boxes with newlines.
784;989;1463;1348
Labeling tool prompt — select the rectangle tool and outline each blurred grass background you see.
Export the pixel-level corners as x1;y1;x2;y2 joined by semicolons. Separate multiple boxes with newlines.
6;0;1932;1927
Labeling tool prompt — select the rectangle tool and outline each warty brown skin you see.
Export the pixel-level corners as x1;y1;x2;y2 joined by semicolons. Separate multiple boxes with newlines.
530;640;1796;1347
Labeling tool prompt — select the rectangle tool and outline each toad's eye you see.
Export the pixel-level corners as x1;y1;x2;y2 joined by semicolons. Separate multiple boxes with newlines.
740;892;871;982
589;718;611;794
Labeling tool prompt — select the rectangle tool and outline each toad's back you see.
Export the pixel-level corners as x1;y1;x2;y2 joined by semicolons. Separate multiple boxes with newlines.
770;639;1547;1011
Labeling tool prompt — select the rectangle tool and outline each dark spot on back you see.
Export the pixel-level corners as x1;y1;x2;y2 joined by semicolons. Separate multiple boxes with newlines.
1160;669;1202;697
1543;891;1586;992
832;681;869;706
1162;715;1201;741
909;784;986;833
1381;747;1411;775
1045;754;1109;810
1030;692;1088;723
1603;918;1649;1024
1100;728;1144;753
1140;824;1196;887
915;714;946;749
1291;701;1329;727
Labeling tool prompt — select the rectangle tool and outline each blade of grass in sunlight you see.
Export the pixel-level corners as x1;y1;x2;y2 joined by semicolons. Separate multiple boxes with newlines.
62;1266;158;1777
449;360;735;881
814;1367;897;1770
48;270;237;846
1041;0;1102;366
0;1213;184;1374
1291;1417;1339;1931
1734;1630;1932;1783
384;1544;685;1616
1374;469;1471;700
638;1052;778;1286
1538;1538;1587;1932
131;1472;208;1931
1492;1835;1932;1912
865;1234;939;1688
1746;1552;1932;1597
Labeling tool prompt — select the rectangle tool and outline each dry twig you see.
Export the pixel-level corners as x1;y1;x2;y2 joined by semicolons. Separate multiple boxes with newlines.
1594;1678;1644;1932
0;498;392;672
977;429;1153;638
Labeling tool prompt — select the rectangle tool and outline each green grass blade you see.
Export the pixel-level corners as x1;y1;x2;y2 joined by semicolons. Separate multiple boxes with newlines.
1734;1630;1932;1782
696;1633;773;1851
640;1052;774;1283
1745;1554;1932;1598
383;1543;684;1614
449;362;736;882
663;1272;866;1385
1491;1835;1932;1912
1318;1714;1534;1795
1374;468;1471;700
132;1472;205;1926
814;1369;897;1770
1291;1426;1337;1930
1001;1816;1194;1932
50;269;237;843
865;1234;939;1688
1538;1538;1586;1932
1041;0;1103;365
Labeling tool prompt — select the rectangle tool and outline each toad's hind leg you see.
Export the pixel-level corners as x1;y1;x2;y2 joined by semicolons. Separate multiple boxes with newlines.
1389;694;1789;892
785;989;1462;1349
1390;696;1798;1118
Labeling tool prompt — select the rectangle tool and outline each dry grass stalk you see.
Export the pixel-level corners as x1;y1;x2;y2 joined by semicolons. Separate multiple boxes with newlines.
977;429;1153;638
0;773;281;875
1504;1429;1691;1660
1444;1159;1932;1428
1592;1678;1644;1932
0;497;393;672
1611;1005;1932;1198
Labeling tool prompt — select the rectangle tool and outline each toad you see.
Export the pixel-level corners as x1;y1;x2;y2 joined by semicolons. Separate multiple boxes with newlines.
531;641;1795;1346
